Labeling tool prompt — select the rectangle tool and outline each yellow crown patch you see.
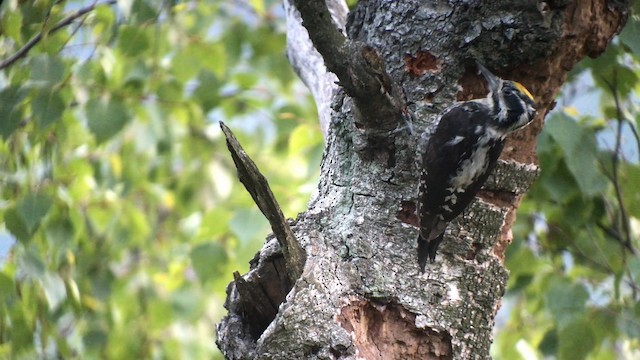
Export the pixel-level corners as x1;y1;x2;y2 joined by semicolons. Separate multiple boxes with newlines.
513;81;534;101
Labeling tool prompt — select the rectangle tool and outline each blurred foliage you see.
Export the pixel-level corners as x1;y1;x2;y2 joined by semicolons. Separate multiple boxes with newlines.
1;0;639;359
0;0;321;358
493;4;640;359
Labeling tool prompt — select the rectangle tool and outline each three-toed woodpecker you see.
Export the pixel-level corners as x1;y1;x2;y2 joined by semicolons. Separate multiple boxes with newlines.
417;62;536;271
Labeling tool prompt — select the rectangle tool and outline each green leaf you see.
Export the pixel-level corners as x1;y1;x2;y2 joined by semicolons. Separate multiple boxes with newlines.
32;90;65;129
171;43;226;82
0;273;16;305
9;309;34;352
86;206;115;236
17;194;52;233
77;61;107;87
539;328;557;356
201;208;231;238
118;25;151;57
557;319;596;360
0;86;27;139
2;8;23;43
4;208;30;242
546;113;583;156
229;209;269;245
83;330;107;349
29;54;66;87
598;65;638;97
545;279;589;327
41;272;67;311
539;161;580;201
628;258;640;291
170;288;201;321
233;72;259;89
86;97;130;143
619;14;640;55
18;250;46;279
130;0;158;23
189;242;228;283
505;247;542;280
123;61;150;92
546;113;607;196
192;70;220;112
148;298;174;330
289;123;319;155
157;78;183;102
618;303;640;339
620;163;640;215
223;22;248;64
92;3;117;39
589;309;618;343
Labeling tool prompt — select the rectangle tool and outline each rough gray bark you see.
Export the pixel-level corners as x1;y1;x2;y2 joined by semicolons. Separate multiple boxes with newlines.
217;1;629;359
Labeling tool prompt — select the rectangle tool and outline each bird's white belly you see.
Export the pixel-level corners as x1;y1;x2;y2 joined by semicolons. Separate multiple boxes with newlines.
449;145;491;192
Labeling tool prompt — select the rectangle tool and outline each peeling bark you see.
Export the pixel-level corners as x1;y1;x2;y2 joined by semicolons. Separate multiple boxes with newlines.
217;1;629;359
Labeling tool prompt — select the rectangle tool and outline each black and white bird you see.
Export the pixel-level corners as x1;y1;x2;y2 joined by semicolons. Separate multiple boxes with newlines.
417;62;537;271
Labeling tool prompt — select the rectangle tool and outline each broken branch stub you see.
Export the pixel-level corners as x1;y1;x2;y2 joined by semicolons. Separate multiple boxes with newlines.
219;121;306;282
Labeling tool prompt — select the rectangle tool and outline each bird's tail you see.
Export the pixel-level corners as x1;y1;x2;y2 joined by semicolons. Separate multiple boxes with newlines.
417;232;445;272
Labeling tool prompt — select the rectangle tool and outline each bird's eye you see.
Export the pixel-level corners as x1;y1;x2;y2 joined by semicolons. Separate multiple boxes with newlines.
503;87;513;96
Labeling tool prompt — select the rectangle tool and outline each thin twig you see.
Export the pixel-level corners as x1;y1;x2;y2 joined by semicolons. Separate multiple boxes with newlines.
603;75;635;255
530;214;614;274
56;0;98;55
596;221;626;245
626;268;639;301
0;0;117;70
624;118;640;160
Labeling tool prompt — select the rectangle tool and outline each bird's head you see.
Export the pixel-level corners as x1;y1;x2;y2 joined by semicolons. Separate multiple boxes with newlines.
476;62;537;134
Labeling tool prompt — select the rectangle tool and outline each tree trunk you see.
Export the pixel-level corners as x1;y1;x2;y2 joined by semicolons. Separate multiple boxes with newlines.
217;1;629;359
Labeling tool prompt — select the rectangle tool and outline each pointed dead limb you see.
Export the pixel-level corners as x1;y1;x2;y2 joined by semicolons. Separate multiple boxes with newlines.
220;122;306;282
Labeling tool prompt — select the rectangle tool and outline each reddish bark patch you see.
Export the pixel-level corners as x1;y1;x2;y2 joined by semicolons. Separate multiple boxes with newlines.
476;190;519;209
404;51;441;77
425;91;436;103
455;64;488;102
465;241;482;261
337;301;452;360
397;201;419;227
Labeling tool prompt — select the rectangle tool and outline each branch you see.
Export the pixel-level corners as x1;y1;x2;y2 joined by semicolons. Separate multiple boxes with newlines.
283;0;347;138
0;0;117;70
290;0;409;135
220;122;306;282
290;0;348;84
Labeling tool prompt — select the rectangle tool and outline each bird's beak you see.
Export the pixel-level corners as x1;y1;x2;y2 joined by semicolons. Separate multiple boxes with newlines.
476;62;500;93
